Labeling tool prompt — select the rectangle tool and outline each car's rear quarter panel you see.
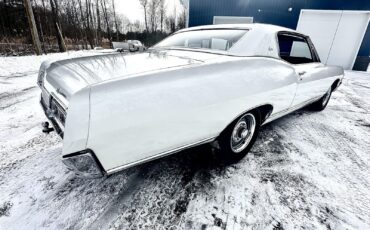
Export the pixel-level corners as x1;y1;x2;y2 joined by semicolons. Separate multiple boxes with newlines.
62;87;91;156
86;57;298;172
327;65;345;85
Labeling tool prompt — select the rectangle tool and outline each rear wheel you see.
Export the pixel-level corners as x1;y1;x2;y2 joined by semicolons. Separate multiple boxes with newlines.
310;87;332;111
217;111;260;163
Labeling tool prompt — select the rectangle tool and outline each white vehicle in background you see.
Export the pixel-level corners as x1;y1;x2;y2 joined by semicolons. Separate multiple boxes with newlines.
93;47;104;50
37;24;343;178
112;40;144;52
127;40;144;52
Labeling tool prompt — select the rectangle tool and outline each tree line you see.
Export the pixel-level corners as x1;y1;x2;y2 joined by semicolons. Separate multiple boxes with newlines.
0;0;187;54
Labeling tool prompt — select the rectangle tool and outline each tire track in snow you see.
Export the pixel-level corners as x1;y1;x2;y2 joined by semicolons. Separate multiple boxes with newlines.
0;71;38;79
107;145;216;229
0;87;37;110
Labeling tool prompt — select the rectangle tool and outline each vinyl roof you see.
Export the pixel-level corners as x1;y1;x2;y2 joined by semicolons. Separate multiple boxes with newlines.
175;23;297;57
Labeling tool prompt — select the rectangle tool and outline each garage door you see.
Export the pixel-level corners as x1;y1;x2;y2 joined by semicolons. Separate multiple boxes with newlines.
296;10;370;70
213;16;253;25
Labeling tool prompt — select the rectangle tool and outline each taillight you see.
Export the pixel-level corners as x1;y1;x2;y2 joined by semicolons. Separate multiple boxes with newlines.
37;69;45;87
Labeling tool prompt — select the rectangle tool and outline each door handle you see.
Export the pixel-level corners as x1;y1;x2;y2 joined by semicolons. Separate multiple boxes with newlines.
298;71;306;76
298;71;306;81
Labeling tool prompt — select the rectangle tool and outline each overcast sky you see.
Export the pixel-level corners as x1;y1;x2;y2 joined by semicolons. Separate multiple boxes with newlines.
115;0;184;22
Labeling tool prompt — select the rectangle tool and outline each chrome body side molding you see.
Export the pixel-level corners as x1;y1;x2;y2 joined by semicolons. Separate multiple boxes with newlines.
105;137;216;175
263;96;322;125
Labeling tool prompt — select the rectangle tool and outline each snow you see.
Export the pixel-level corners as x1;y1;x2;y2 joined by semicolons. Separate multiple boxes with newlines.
1;52;370;229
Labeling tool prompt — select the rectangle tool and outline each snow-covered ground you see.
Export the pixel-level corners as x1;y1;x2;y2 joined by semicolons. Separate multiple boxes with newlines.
0;52;369;229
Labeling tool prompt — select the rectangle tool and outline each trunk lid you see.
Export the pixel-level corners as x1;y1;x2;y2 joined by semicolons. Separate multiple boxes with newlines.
44;50;220;104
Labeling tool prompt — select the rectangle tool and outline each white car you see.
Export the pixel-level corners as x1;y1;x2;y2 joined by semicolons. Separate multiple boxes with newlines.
127;40;144;52
37;24;344;177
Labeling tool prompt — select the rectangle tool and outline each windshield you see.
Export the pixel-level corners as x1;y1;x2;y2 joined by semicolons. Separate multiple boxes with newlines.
154;29;248;51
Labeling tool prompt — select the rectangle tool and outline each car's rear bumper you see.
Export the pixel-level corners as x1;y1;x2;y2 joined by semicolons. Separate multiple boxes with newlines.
40;96;64;138
62;149;105;178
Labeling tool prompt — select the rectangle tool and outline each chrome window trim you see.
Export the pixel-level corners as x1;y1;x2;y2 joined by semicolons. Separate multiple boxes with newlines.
275;31;321;65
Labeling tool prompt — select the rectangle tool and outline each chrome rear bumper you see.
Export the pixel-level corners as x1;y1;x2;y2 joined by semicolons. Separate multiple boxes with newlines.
62;150;105;178
40;97;64;138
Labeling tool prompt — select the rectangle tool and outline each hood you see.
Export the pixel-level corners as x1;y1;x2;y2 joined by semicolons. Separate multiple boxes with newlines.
44;50;220;101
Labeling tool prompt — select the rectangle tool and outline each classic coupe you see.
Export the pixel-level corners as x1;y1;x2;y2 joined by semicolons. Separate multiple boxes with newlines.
38;24;344;177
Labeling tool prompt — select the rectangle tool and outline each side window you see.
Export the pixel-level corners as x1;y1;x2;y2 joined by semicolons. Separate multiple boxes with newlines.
307;37;321;63
278;34;315;64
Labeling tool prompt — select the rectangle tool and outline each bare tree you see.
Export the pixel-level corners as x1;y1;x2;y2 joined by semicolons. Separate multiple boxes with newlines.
177;0;188;29
85;0;91;48
95;0;101;46
0;0;5;37
77;0;87;48
100;0;112;45
85;0;95;48
89;0;97;46
158;0;165;32
40;0;52;48
23;0;42;54
177;11;186;30
134;20;142;32
49;0;66;52
166;15;176;33
139;0;148;32
148;0;160;32
1;0;171;52
67;0;82;48
111;0;119;41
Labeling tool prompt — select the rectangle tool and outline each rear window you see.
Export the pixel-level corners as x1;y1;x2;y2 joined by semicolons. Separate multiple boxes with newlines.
154;29;248;51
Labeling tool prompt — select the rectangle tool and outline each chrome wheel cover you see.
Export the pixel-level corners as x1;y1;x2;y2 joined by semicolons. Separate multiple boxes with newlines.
230;113;256;153
322;88;331;106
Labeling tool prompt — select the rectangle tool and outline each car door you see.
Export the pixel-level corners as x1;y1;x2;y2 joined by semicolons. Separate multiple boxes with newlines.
277;32;327;107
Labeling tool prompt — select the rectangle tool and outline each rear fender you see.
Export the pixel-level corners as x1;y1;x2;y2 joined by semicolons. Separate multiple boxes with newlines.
62;87;91;157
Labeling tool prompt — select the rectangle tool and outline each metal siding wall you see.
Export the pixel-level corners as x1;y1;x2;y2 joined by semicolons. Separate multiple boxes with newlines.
354;23;370;71
189;0;370;71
